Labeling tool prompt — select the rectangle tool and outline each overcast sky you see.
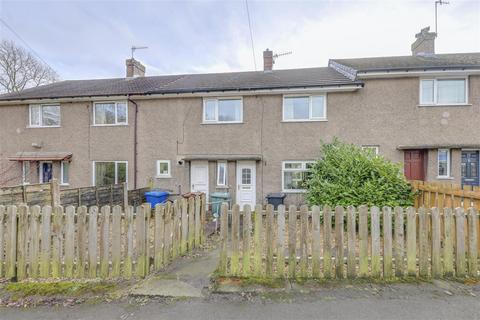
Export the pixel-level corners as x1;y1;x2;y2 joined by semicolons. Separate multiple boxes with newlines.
1;0;479;80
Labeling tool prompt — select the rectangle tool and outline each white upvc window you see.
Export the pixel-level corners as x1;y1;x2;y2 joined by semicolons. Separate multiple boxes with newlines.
283;95;326;121
60;161;70;185
22;161;30;185
93;101;128;125
29;104;61;127
420;78;468;106
437;149;451;178
217;161;227;186
282;161;315;192
93;161;127;186
362;145;379;156
156;160;171;178
203;97;243;123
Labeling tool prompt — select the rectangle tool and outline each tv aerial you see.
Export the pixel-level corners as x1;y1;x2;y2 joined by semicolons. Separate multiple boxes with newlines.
131;46;148;59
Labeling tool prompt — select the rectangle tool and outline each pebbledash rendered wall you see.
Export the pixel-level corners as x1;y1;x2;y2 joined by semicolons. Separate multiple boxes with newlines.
0;75;479;205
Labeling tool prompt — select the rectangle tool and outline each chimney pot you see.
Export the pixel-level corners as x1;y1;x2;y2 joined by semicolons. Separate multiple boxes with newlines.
411;27;436;56
263;49;273;71
126;58;146;77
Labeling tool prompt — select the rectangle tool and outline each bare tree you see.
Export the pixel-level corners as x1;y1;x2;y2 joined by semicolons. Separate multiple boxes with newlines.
0;39;58;93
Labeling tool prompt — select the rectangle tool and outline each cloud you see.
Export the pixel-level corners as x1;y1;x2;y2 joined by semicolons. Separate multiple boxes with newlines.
1;0;478;79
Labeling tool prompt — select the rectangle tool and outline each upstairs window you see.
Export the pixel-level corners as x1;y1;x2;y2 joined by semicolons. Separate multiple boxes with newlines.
93;102;128;125
29;104;60;127
420;78;467;105
283;95;326;121
203;98;243;123
282;161;314;192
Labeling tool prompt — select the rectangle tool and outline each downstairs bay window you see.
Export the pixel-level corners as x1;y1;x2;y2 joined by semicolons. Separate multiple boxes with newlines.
282;161;314;192
93;161;127;186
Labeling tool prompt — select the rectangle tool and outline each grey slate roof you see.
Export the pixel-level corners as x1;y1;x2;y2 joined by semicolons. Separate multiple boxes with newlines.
0;67;360;101
331;52;480;73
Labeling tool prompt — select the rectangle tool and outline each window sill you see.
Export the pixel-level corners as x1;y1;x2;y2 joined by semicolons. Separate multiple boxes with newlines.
216;185;229;189
282;190;307;194
27;125;61;129
436;176;454;180
156;175;172;179
281;119;327;123
418;104;471;107
201;121;243;125
60;183;70;186
91;124;129;127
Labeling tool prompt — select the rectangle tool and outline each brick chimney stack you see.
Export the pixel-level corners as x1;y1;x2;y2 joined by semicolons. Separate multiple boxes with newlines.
263;49;273;71
126;58;146;77
411;27;436;56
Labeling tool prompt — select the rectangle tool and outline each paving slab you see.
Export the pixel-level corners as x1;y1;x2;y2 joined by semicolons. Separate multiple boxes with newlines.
130;278;203;298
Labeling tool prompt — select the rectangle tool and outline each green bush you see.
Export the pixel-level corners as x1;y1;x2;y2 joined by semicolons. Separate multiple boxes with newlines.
305;139;415;208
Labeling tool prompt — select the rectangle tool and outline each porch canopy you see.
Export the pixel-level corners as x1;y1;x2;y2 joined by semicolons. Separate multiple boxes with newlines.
8;151;73;161
182;154;262;161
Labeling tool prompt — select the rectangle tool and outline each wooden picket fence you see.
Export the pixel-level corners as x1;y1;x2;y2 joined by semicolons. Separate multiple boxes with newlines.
0;194;206;280
411;180;480;210
218;203;480;279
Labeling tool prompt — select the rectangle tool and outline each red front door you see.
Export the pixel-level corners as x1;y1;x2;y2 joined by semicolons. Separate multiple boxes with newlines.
404;150;426;181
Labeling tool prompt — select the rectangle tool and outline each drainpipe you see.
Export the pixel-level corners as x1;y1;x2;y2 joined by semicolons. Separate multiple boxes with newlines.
127;96;138;189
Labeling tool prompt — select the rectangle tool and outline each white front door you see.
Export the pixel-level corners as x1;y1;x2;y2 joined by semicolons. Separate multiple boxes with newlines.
190;161;209;197
236;161;256;210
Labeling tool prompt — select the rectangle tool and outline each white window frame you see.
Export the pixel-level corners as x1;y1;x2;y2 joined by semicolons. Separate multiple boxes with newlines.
28;104;61;128
282;94;327;122
282;160;315;193
437;149;451;179
202;97;243;124
22;161;30;185
60;161;70;186
156;160;171;178
217;161;227;187
92;101;128;126
361;145;379;156
92;161;128;186
419;77;468;106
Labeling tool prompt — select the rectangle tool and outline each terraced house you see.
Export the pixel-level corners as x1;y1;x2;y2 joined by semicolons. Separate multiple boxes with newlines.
0;28;479;206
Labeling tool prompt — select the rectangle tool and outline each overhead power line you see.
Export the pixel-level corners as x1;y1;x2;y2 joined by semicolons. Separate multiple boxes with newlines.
245;0;257;71
0;17;55;70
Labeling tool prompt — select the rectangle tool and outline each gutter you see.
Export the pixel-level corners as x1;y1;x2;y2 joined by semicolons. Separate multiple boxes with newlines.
0;84;364;105
127;96;138;189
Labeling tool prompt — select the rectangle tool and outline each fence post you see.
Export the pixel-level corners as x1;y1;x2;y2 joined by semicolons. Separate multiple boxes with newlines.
6;206;17;280
467;207;478;277
358;206;368;277
371;207;381;278
51;179;60;207
455;207;466;277
219;203;228;275
0;206;5;278
22;185;27;205
16;205;28;280
243;204;252;277
123;182;128;209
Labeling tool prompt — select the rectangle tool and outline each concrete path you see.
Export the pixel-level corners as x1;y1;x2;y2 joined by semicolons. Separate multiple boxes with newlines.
130;245;220;298
2;281;480;320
